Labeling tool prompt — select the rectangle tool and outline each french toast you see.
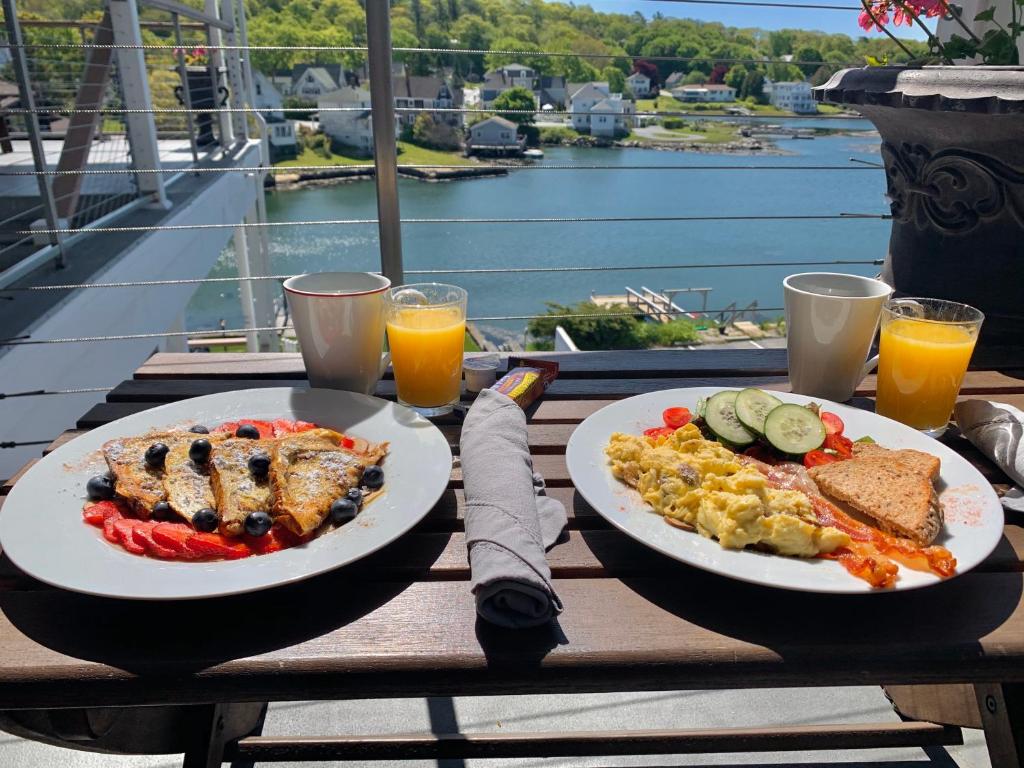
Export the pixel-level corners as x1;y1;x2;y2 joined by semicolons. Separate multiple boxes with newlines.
270;429;388;536
209;438;276;537
162;439;218;524
808;456;942;546
103;432;188;516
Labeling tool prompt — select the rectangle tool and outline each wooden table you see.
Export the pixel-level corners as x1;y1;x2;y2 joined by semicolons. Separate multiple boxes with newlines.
1;349;1022;768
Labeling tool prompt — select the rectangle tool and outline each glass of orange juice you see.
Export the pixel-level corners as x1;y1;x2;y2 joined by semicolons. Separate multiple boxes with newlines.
876;298;984;437
385;283;467;416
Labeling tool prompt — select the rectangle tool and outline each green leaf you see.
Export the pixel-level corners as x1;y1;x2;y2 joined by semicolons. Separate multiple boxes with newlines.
973;7;996;21
864;54;884;66
941;34;979;60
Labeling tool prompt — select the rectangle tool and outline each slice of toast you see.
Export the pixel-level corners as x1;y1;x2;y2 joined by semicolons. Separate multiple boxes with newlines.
209;438;276;537
162;439;218;524
808;457;942;545
851;442;941;480
269;429;387;536
103;432;188;516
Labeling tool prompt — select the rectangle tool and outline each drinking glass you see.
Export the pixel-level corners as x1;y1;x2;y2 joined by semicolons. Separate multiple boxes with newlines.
384;283;467;417
875;298;984;437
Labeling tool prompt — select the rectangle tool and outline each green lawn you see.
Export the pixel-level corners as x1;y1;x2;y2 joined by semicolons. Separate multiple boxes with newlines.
638;95;828;117
629;120;739;145
464;332;481;352
275;142;472;169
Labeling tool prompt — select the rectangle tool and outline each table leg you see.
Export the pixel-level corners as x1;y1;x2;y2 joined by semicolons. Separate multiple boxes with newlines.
182;702;267;768
975;684;1024;768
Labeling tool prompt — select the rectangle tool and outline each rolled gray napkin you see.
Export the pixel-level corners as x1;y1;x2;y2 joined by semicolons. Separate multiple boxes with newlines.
460;388;567;628
954;399;1024;511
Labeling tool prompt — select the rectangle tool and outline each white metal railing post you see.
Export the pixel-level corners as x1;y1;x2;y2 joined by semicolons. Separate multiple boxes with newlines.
2;0;67;266
218;0;247;142
365;0;404;286
204;0;234;149
109;0;170;209
172;12;200;167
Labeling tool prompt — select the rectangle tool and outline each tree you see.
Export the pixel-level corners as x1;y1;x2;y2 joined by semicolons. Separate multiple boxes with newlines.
411;112;462;149
740;71;766;103
527;302;645;350
602;66;626;94
631;58;660;87
683;70;706;85
795;46;823;77
810;64;837;87
724;64;748;91
492;87;536;126
767;30;795;57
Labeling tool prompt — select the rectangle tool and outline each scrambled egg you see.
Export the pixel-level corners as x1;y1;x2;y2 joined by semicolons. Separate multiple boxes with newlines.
606;423;849;557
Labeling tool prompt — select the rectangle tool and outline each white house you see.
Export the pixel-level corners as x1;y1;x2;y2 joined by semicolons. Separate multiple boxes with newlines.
764;80;816;113
466;115;524;156
670;83;736;103
626;72;652;97
292;66;341;100
318;85;374;153
265;116;297;160
252;71;284;119
568;82;635;137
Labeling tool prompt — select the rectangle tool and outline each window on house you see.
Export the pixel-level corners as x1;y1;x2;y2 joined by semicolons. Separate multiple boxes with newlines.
256;83;262;95
307;74;314;82
414;99;424;108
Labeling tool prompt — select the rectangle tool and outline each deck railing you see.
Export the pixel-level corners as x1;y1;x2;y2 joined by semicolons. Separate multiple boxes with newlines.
1;0;959;460
0;0;257;286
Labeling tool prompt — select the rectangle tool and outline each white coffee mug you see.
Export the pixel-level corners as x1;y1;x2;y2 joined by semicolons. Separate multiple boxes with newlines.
784;272;893;403
283;272;391;394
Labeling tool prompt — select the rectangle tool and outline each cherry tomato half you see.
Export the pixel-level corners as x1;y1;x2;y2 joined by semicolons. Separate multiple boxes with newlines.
662;407;693;429
824;432;854;459
643;426;676;439
804;449;840;468
820;411;845;436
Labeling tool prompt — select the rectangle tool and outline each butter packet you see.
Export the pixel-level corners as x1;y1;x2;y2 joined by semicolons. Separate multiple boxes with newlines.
490;358;559;410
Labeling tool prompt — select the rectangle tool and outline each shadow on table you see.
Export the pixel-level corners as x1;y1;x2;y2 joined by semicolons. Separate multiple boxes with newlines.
0;532;455;677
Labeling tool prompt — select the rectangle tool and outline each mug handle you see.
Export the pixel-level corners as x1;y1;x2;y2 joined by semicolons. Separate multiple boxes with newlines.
861;354;880;379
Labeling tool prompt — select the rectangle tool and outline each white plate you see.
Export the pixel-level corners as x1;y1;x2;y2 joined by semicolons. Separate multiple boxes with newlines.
0;388;453;600
566;388;1004;594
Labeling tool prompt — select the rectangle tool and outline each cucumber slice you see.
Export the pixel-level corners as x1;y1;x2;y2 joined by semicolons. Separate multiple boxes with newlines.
763;404;826;455
734;388;782;435
704;391;755;447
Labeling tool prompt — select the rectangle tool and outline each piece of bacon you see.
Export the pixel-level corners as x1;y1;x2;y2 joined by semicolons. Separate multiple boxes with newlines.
740;456;956;585
820;542;899;589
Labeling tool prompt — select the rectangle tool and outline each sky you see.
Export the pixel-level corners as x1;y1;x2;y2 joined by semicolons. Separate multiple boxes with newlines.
564;0;933;39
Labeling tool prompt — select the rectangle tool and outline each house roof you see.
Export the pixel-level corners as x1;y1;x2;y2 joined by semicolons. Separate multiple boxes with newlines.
703;83;736;90
568;82;609;102
292;65;341;90
590;98;622;114
391;74;462;105
498;63;535;73
473;115;518;130
665;72;686;87
317;85;369;106
627;72;649;80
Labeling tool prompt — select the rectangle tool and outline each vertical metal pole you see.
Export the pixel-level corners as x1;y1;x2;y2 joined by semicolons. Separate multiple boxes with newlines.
110;0;169;209
204;0;233;149
218;0;247;142
2;0;66;267
172;13;200;167
365;0;403;285
233;223;260;352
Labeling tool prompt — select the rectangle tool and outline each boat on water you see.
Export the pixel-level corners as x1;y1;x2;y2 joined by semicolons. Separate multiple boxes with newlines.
523;148;545;158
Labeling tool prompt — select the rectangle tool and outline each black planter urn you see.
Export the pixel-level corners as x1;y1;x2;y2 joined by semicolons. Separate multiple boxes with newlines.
174;65;227;146
815;66;1024;349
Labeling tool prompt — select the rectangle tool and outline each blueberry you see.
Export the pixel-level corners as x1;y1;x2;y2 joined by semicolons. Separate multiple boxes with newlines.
189;424;210;434
152;501;173;520
244;510;273;537
86;474;114;501
189;438;212;464
330;498;358;524
248;452;271;477
346;487;364;508
144;442;169;469
192;507;219;532
361;465;384;490
235;424;260;439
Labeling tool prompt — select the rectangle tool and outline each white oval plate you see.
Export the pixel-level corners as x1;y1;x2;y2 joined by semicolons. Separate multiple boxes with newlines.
566;388;1004;594
0;388;453;600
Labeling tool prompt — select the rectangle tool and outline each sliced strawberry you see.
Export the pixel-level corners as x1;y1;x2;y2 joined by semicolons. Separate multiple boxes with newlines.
113;519;147;554
214;420;239;434
240;420;274;438
131;521;178;559
185;532;252;560
244;525;301;555
271;418;295;436
292;420;317;433
82;502;112;526
102;505;125;543
151;523;200;559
